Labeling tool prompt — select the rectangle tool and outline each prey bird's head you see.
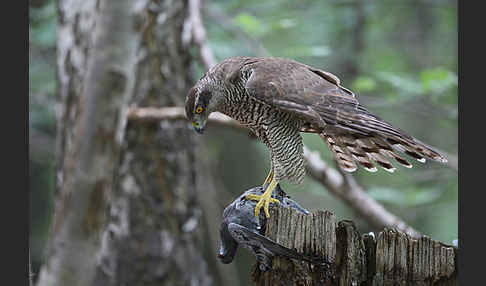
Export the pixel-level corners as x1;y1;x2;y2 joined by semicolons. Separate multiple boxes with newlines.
185;73;227;134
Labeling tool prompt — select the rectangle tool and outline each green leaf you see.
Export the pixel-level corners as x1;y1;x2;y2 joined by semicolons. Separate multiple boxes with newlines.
377;71;423;95
368;187;441;207
419;68;457;93
351;76;377;93
233;12;267;37
281;45;330;58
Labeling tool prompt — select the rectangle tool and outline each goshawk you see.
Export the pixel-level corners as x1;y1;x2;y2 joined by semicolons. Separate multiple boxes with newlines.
185;57;447;218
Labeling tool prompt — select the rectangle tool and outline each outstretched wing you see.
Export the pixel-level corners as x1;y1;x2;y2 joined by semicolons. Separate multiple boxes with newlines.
225;57;447;172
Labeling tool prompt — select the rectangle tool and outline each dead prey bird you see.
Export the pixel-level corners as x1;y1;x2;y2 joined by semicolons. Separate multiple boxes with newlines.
218;185;328;271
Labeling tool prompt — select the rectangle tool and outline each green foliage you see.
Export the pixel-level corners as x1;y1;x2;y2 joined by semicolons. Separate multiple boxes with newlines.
375;68;457;99
351;76;377;93
281;45;331;58
367;187;442;207
420;68;457;93
29;1;57;48
29;0;57;132
377;71;423;96
233;12;268;37
29;60;56;95
29;0;57;277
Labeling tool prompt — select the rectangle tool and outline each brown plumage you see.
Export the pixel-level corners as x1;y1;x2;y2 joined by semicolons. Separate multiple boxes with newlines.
188;56;448;173
186;57;447;217
186;57;446;174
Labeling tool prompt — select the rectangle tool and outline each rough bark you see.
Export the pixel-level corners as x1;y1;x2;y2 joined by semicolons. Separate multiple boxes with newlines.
36;0;140;285
91;1;216;285
252;206;458;286
37;0;228;285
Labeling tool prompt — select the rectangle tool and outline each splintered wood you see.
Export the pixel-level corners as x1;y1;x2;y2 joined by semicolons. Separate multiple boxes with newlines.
252;206;457;286
266;206;336;263
374;229;457;286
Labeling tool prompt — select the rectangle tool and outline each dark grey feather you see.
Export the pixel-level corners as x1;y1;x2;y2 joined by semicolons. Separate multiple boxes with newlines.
219;185;328;271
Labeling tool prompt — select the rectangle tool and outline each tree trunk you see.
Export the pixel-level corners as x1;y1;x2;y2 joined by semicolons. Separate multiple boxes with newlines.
36;0;140;285
252;206;458;286
91;1;215;285
37;0;225;285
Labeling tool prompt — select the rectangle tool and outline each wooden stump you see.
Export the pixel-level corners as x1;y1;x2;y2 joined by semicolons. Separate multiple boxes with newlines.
252;206;458;286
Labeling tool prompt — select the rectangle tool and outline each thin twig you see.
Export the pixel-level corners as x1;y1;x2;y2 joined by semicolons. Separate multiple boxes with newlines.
127;107;246;130
188;0;217;68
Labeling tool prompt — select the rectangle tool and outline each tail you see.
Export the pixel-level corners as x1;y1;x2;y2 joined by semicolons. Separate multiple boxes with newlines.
303;93;447;172
320;129;447;173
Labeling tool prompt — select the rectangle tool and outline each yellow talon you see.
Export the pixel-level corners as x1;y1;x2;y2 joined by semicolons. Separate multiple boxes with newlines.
245;177;280;218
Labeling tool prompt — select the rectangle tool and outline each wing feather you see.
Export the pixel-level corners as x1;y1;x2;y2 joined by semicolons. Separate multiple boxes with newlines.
225;57;447;171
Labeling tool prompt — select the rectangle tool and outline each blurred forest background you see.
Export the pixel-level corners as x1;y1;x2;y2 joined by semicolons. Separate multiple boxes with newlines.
29;0;457;284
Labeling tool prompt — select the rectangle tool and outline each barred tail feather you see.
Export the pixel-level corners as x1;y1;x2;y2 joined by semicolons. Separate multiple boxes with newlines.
320;133;357;172
320;130;447;173
312;97;448;172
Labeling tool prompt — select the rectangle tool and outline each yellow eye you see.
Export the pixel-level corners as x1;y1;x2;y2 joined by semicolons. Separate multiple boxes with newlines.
195;106;204;114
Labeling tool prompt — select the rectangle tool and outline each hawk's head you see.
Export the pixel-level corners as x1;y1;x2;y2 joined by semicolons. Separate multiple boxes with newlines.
185;85;211;134
185;74;227;134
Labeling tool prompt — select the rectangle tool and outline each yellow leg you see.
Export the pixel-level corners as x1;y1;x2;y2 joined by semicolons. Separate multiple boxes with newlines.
245;177;280;218
262;169;274;186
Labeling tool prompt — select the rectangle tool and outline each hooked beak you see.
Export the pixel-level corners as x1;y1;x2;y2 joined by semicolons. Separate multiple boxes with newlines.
192;120;206;134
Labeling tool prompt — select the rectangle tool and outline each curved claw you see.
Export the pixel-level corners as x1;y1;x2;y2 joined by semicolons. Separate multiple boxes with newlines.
245;179;280;218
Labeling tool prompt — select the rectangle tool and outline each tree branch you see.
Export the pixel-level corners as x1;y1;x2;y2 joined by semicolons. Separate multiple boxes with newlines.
304;147;422;237
127;106;424;237
188;0;217;68
127;106;246;130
